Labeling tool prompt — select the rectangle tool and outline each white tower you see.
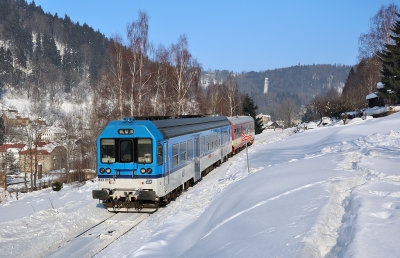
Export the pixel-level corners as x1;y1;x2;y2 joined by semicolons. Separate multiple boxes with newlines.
263;77;269;94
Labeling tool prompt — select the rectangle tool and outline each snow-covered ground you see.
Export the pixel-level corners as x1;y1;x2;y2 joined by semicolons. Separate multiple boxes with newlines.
1;112;400;257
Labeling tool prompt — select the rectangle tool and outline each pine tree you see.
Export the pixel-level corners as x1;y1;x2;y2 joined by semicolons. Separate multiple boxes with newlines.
0;47;13;76
6;151;18;173
42;34;61;67
242;94;264;134
379;13;400;104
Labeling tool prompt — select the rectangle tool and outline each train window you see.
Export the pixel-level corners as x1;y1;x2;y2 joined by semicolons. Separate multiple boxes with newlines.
213;134;216;148
223;131;226;144
180;142;187;163
157;144;163;165
164;144;168;164
187;140;193;160
172;143;179;167
195;137;199;157
120;140;133;162
101;139;115;163
138;139;152;163
201;137;205;155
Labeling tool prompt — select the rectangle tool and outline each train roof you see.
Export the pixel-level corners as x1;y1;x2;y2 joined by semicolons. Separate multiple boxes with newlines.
227;115;254;125
153;116;230;139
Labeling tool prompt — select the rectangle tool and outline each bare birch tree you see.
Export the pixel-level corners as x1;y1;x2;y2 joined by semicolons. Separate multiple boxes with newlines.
222;74;240;117
170;35;200;116
206;83;223;115
107;36;126;118
126;11;152;116
60;112;81;183
358;3;399;60
152;44;171;116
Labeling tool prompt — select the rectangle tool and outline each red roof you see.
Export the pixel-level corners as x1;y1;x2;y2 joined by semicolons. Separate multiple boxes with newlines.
0;143;25;152
36;142;48;147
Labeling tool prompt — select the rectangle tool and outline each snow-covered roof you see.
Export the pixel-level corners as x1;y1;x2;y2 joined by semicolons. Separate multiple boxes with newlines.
257;113;271;118
366;92;378;100
0;143;25;152
20;142;63;154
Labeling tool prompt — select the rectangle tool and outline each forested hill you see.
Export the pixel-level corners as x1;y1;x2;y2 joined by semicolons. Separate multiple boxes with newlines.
210;64;352;114
0;0;109;93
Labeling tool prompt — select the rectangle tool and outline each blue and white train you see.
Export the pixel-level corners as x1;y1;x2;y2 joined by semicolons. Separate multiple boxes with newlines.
92;115;255;212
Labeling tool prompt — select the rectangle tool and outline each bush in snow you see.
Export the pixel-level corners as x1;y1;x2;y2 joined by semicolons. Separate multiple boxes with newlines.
52;182;63;191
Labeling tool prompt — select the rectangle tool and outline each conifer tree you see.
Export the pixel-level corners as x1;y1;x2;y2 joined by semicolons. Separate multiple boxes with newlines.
42;34;61;67
242;94;264;134
379;13;400;104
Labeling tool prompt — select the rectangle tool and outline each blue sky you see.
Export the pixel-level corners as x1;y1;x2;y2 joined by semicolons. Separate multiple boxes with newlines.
32;0;399;72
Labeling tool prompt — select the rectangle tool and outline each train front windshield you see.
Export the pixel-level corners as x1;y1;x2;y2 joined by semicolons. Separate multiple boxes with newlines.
100;138;153;164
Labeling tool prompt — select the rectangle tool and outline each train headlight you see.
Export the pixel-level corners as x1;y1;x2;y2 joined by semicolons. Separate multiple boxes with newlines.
106;168;111;174
147;168;152;174
140;168;146;174
99;168;105;174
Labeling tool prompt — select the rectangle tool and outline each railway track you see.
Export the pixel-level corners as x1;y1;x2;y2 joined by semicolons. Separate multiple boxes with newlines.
44;212;149;258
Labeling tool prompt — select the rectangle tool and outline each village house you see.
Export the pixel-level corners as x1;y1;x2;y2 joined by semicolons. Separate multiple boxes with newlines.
267;121;282;130
1;111;29;127
366;92;384;108
31;118;47;126
366;82;386;108
256;113;271;128
19;142;67;177
42;126;67;142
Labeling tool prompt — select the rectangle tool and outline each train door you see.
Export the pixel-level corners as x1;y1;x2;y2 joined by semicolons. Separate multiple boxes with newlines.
220;131;224;163
164;141;169;186
194;135;201;181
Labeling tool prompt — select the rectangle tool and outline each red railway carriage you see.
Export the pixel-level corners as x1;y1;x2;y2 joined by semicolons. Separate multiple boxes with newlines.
227;116;255;154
